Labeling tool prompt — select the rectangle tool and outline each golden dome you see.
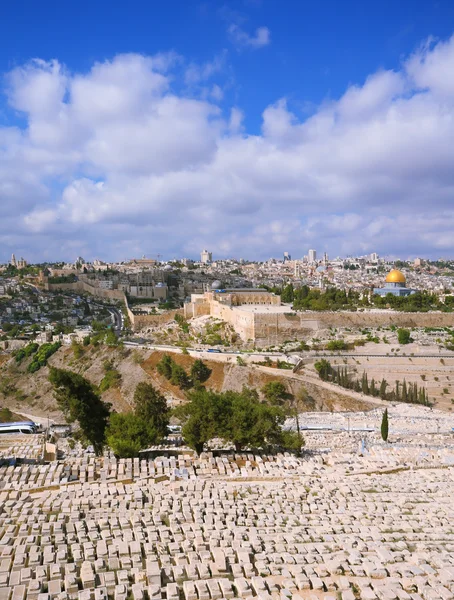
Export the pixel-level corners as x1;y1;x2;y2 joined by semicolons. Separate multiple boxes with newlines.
386;269;406;284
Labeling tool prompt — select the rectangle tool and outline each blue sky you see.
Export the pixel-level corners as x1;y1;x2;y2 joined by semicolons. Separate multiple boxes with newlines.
1;0;454;261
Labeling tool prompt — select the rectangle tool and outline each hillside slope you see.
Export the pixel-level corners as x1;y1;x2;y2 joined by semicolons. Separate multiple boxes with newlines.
0;346;375;420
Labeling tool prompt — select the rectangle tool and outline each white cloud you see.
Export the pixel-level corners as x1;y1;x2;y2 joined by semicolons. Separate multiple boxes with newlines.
228;24;270;50
2;36;454;261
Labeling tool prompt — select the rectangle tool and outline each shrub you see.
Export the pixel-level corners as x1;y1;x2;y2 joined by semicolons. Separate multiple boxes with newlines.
397;329;411;345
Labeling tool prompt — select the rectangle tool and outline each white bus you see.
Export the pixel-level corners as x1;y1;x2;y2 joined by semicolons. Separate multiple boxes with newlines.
0;421;37;435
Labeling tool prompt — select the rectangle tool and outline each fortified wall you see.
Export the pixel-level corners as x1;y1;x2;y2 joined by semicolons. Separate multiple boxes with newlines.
42;278;181;332
44;280;125;302
184;291;454;346
253;311;454;345
127;308;185;331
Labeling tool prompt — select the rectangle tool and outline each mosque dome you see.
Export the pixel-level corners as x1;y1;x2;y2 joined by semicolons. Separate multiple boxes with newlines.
385;269;406;284
211;280;222;289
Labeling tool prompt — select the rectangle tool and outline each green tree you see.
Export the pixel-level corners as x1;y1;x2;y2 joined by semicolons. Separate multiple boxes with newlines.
219;388;282;451
106;412;150;458
175;388;220;454
262;381;288;405
379;379;388;399
381;408;389;442
157;354;174;379
281;283;294;303
105;328;118;346
133;382;169;442
190;359;212;385
314;359;332;381
397;328;411;344
49;368;111;455
170;362;191;389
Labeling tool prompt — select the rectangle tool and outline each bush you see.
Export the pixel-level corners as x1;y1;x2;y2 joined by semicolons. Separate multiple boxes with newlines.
27;342;61;373
326;340;347;351
397;328;412;345
15;343;39;363
99;362;122;392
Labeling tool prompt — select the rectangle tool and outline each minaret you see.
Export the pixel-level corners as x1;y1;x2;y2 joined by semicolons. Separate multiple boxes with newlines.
10;254;16;267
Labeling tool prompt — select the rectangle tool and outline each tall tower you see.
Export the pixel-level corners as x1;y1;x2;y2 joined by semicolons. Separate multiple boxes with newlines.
308;249;317;263
200;250;212;264
10;254;16;267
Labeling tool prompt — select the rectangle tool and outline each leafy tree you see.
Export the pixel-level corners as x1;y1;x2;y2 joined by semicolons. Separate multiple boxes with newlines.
190;359;212;385
106;413;150;458
175;388;221;454
175;386;302;454
397;328;411;344
281;283;294;303
133;382;169;442
157;354;174;379
170;363;191;389
221;388;300;452
381;409;389;442
49;367;111;455
262;381;288;405
314;359;332;381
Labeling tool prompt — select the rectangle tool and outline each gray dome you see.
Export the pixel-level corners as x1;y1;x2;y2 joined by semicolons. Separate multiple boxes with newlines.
163;265;173;271
316;265;327;273
211;280;222;289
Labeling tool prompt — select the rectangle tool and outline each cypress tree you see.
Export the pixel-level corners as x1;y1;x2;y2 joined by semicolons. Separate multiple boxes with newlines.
370;378;376;397
361;372;369;395
402;379;408;403
379;379;388;400
381;409;389;442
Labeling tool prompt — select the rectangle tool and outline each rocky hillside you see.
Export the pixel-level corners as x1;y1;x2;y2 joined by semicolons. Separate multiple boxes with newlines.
0;345;372;421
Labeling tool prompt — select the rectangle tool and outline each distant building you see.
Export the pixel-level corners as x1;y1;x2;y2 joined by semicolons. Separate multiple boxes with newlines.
200;250;212;264
283;252;291;262
323;252;329;265
373;269;415;297
10;254;27;269
308;249;317;263
370;252;378;262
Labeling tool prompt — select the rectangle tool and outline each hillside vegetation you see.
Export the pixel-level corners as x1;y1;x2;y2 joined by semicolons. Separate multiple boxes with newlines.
0;344;371;419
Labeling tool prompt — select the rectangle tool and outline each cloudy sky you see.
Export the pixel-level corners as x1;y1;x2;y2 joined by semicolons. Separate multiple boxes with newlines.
1;0;454;263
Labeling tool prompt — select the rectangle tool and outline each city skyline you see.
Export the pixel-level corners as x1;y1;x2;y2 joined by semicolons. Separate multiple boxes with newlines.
1;1;454;261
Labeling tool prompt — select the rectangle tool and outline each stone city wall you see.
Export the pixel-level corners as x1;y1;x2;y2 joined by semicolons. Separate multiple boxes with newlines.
44;279;181;332
127;308;185;332
45;280;125;302
251;310;454;346
312;310;454;329
210;302;255;342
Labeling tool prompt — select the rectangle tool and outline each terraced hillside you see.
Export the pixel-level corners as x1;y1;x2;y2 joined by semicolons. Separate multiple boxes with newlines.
304;353;454;410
